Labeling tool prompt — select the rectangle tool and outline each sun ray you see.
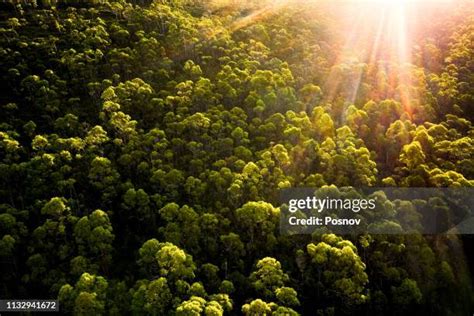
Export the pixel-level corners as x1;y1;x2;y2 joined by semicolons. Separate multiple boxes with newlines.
230;0;291;32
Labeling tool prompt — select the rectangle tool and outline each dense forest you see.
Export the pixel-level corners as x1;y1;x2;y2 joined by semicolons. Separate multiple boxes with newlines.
0;0;473;314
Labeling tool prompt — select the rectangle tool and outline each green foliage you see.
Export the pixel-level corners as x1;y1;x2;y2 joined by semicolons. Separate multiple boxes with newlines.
0;0;473;315
59;273;108;316
250;257;289;299
301;234;368;306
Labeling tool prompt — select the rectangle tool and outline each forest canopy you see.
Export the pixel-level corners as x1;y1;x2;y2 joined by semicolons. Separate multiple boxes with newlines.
0;0;473;315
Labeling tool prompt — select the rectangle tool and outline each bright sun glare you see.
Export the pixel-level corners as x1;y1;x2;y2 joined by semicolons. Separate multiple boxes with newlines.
334;0;454;5
230;0;457;116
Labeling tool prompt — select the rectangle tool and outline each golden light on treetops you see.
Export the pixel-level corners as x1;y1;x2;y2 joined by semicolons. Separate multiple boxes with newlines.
227;0;464;121
1;0;474;313
320;0;457;118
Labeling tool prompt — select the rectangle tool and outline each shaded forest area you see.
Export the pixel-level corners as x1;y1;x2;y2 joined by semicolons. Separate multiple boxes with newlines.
0;0;473;314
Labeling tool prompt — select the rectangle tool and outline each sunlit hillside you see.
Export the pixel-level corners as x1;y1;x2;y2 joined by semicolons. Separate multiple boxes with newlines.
0;0;473;314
